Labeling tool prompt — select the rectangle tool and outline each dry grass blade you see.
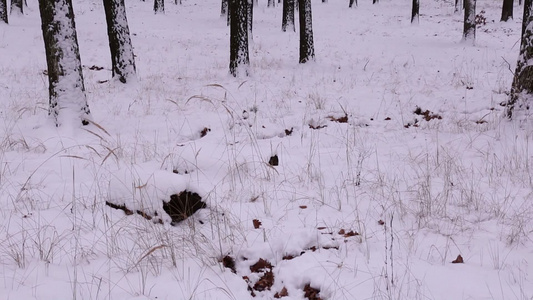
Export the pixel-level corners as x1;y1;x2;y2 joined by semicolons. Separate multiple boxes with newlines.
85;119;111;136
59;155;86;160
131;245;168;270
206;83;227;90
83;128;105;141
185;95;214;105
101;146;119;165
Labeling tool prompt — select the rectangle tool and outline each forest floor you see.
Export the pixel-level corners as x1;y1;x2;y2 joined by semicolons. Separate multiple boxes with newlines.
0;0;532;299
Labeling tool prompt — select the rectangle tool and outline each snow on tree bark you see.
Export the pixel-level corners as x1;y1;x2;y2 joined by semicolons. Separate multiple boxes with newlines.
299;0;315;63
154;0;164;14
103;0;136;83
39;0;90;127
221;0;228;17
247;0;253;37
282;0;295;31
411;0;419;24
11;0;23;15
1;0;8;24
508;0;533;117
462;0;476;44
501;0;514;21
229;0;249;77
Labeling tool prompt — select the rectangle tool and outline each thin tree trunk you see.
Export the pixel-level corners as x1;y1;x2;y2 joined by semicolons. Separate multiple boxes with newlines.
282;0;295;31
455;0;462;13
501;0;514;21
11;0;23;15
508;0;533;117
38;0;90;127
103;0;136;83
247;0;253;38
412;0;419;23
229;0;249;76
373;0;378;4
268;0;274;7
299;0;315;63
462;0;476;44
154;0;164;13
1;0;8;23
349;0;357;8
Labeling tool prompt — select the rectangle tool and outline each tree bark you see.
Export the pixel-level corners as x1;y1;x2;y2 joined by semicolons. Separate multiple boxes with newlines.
247;0;253;37
229;0;249;76
299;0;315;63
103;0;136;83
38;0;90;127
11;0;23;15
508;0;533;117
1;0;8;23
348;0;357;8
501;0;514;21
411;0;419;23
462;0;476;44
221;0;228;17
282;0;295;31
268;0;274;7
154;0;164;13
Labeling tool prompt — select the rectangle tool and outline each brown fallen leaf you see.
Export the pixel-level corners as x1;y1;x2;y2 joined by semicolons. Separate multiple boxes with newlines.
452;255;464;264
253;219;262;229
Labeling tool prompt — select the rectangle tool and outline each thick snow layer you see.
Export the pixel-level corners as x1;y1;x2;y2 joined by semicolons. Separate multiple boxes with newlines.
0;0;532;299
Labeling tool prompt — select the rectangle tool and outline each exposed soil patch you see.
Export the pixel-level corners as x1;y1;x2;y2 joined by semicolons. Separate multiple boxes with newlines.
163;191;206;225
304;283;322;300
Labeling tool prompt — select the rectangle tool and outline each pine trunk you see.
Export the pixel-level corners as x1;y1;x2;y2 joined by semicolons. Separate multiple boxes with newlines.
11;0;23;15
247;0;253;37
38;0;90;127
229;0;249;76
508;0;533;117
154;0;164;13
501;0;514;21
411;0;419;23
1;0;7;23
282;0;295;32
462;0;476;44
299;0;315;63
103;0;136;83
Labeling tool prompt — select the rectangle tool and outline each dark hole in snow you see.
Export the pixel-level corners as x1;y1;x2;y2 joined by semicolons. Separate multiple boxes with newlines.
222;255;237;273
163;191;206;225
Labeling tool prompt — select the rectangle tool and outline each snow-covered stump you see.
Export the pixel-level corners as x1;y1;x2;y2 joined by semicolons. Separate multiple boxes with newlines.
103;0;137;84
39;0;91;127
106;168;206;226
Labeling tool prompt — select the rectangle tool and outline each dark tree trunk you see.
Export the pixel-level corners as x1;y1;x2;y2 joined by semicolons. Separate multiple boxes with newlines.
154;0;164;13
282;0;295;31
268;0;274;7
348;0;357;8
229;0;249;76
463;0;476;44
455;0;462;13
174;0;181;4
501;0;514;21
103;0;136;83
411;0;419;23
1;0;8;23
299;0;315;63
11;0;23;15
248;0;253;37
373;0;378;4
221;0;228;17
38;0;90;127
508;0;533;117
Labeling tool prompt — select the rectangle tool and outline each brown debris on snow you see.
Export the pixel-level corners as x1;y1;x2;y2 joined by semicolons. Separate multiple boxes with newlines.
303;283;322;300
222;255;237;273
452;255;464;264
250;258;273;273
162;191;206;225
253;270;275;291
253;219;262;229
274;287;289;298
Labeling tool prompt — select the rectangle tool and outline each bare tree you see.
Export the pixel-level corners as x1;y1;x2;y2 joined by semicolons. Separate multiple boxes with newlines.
154;0;164;13
299;0;315;63
1;0;8;23
462;0;476;44
39;0;90;127
412;0;419;23
103;0;136;83
501;0;513;21
282;0;295;31
11;0;23;15
229;0;249;76
508;0;533;117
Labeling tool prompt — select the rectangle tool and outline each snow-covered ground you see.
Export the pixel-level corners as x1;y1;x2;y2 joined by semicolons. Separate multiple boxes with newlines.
0;0;532;299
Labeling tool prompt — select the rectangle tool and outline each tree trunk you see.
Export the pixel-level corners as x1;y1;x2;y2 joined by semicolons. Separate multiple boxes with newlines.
221;0;228;17
411;0;419;23
247;0;253;38
462;0;476;44
373;0;378;4
154;0;164;13
348;0;357;8
268;0;274;7
1;0;8;23
455;0;462;13
229;0;249;76
103;0;136;83
282;0;295;31
508;0;533;118
38;0;90;127
11;0;23;15
299;0;315;63
501;0;514;21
